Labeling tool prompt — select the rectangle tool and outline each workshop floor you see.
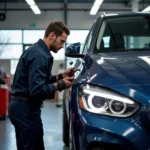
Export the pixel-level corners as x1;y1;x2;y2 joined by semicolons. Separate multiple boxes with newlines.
0;100;69;150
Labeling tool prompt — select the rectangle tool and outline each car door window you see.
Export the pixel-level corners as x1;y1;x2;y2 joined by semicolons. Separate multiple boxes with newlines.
82;24;95;54
95;21;114;53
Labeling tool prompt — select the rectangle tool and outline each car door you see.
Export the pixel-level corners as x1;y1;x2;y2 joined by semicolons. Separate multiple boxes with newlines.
67;23;99;150
65;24;96;118
71;24;97;79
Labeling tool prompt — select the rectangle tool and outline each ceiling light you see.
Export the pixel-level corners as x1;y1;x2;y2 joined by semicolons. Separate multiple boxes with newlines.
30;5;41;14
90;0;104;15
94;0;104;7
142;6;150;12
90;6;99;15
25;0;35;6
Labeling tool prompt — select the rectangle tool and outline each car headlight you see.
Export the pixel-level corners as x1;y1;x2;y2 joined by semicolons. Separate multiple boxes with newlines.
78;85;140;117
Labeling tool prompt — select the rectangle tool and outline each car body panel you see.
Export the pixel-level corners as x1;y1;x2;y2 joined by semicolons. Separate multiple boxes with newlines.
64;12;150;150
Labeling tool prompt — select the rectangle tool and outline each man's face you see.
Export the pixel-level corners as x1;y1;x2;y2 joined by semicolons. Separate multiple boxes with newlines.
50;32;68;53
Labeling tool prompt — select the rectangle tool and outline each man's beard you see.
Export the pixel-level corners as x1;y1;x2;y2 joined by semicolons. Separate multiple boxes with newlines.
50;40;58;53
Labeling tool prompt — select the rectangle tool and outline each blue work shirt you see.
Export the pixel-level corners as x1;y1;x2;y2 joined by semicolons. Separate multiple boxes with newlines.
11;39;57;101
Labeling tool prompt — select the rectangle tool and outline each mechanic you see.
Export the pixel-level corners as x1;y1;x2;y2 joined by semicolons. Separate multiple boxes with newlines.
8;21;75;150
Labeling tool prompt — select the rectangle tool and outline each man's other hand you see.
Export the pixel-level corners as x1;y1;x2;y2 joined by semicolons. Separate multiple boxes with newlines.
63;77;75;89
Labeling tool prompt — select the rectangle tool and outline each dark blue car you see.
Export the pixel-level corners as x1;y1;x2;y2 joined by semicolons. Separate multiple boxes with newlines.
63;12;150;150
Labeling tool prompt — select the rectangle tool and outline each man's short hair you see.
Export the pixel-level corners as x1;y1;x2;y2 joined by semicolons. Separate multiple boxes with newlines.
44;21;70;38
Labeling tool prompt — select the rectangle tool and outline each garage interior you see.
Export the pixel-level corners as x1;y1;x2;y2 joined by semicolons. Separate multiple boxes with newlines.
0;0;150;150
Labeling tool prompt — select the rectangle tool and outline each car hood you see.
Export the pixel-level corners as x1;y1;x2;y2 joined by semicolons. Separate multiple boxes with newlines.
87;51;150;104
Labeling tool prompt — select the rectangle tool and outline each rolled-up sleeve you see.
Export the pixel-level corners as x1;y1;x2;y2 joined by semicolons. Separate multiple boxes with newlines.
49;74;63;83
27;50;55;100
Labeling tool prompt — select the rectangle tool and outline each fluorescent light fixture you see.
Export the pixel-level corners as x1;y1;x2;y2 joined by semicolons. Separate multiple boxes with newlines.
142;6;150;12
94;0;104;7
90;0;104;15
30;5;41;14
25;0;41;15
25;0;35;6
90;6;99;15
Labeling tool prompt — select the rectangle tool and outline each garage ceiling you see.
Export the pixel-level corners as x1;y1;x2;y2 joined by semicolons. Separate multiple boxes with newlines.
0;0;150;12
0;0;150;4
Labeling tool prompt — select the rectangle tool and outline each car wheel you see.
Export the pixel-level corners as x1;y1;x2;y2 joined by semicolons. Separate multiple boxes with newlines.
62;98;69;146
69;119;75;150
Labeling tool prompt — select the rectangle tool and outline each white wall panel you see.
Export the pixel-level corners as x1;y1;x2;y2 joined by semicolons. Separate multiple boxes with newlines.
67;11;98;29
0;11;64;29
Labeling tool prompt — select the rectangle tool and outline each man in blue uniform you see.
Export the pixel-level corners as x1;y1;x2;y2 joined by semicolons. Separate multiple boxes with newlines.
8;21;74;150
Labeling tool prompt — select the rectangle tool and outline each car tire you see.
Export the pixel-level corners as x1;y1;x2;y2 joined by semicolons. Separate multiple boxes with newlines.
62;98;69;146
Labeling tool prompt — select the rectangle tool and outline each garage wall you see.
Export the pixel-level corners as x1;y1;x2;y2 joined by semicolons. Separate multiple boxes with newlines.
0;11;97;29
0;2;138;30
0;11;64;29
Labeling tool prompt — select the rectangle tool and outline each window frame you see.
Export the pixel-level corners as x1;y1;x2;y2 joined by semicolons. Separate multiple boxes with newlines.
82;25;95;54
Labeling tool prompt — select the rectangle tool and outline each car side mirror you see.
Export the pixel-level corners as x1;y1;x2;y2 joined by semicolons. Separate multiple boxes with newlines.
65;43;85;58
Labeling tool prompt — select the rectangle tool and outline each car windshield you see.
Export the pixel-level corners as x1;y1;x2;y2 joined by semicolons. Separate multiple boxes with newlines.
95;15;150;53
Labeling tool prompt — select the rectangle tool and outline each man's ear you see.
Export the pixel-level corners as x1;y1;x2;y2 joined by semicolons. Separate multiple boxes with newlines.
49;32;56;40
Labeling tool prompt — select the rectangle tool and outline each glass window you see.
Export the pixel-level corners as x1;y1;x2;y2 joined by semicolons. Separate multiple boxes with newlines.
0;44;22;59
51;48;65;60
24;45;30;51
11;59;19;74
96;16;150;52
103;37;110;48
67;30;89;44
82;25;95;53
23;30;44;44
66;30;89;69
0;30;22;43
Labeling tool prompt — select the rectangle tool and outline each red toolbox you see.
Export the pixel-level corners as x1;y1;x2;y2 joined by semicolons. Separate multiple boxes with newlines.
0;84;9;120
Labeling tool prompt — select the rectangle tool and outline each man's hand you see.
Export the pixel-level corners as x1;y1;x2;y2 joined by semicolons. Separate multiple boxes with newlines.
62;67;80;78
55;77;75;91
62;67;75;78
63;77;75;89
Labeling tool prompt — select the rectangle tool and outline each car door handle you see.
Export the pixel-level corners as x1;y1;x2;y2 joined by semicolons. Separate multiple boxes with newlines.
69;61;74;65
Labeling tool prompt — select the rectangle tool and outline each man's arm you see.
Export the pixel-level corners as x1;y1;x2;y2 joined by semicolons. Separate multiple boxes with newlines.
49;67;78;83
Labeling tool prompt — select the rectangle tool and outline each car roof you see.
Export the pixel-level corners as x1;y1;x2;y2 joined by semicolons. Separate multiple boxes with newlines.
98;12;150;19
